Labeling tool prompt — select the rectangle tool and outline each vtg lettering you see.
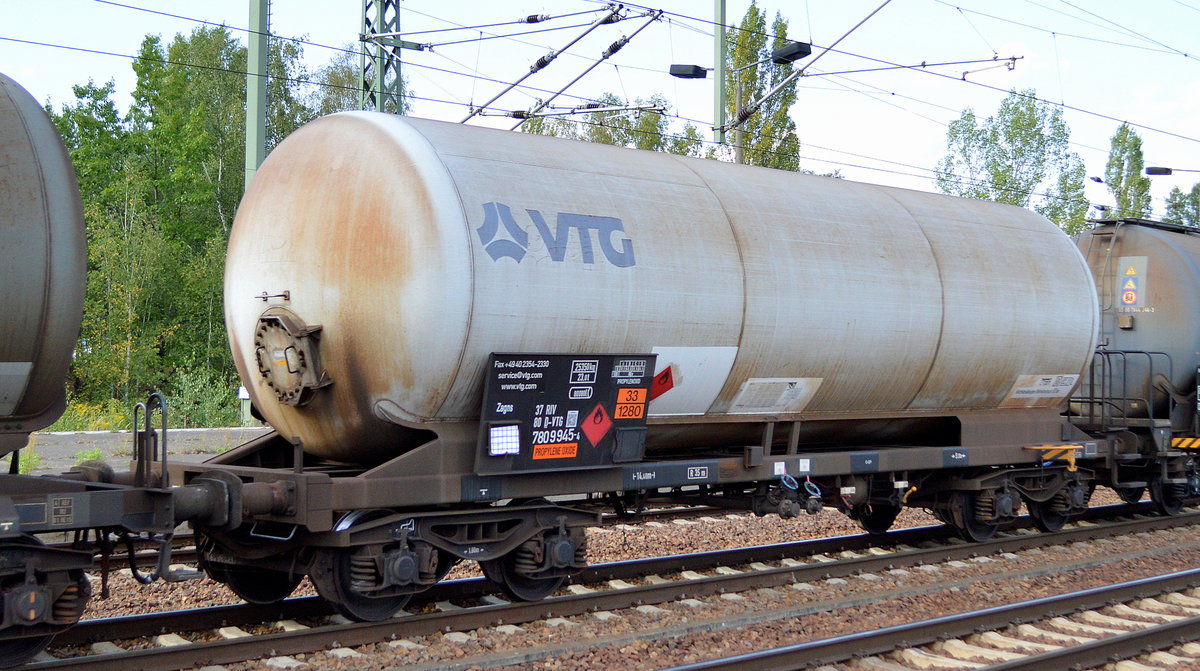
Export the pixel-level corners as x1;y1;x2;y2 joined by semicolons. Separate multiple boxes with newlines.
476;201;636;267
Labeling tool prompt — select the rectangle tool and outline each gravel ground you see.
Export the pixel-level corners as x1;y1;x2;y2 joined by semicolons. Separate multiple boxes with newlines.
247;523;1200;671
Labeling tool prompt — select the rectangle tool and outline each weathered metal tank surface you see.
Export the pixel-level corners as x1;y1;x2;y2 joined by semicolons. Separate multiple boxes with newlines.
226;112;1098;463
1075;220;1200;424
0;72;86;455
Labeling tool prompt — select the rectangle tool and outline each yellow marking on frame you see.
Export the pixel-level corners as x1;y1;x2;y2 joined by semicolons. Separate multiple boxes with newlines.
1025;444;1081;472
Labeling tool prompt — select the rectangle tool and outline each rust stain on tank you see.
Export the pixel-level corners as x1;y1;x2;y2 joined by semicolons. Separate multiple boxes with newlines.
236;119;408;457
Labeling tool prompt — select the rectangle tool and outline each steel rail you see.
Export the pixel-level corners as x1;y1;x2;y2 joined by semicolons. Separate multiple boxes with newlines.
33;504;1192;670
660;568;1200;670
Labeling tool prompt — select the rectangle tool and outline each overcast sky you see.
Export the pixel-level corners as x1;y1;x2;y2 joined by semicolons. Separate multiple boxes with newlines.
2;1;1198;212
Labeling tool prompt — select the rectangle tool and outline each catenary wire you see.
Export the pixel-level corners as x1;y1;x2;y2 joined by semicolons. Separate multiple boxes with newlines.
91;0;622;109
1054;0;1197;59
96;0;1199;148
5;30;1092;217
397;8;600;37
934;1;1186;56
39;3;1135;175
46;3;1164;203
426;21;600;48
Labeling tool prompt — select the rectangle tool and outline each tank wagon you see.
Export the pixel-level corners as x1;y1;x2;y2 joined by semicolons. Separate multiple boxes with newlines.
0;71;90;666
0;73;290;666
0;73;86;455
4;83;1200;665
1073;219;1200;511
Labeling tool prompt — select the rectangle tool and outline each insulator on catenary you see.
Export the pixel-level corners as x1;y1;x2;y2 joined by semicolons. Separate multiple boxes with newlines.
508;111;531;119
601;11;622;24
602;37;628;58
531;51;557;72
579;103;602;109
520;14;549;23
736;107;756;125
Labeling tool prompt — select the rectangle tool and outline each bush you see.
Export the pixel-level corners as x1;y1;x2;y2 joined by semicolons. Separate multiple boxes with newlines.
45;398;131;432
73;448;106;464
18;439;41;474
166;367;240;428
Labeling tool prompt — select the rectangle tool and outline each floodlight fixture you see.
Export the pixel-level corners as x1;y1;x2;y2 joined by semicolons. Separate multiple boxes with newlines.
771;41;812;65
669;64;710;79
1146;166;1200;175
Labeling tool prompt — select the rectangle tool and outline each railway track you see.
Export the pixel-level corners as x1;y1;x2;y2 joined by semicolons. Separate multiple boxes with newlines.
26;504;1198;670
671;568;1200;670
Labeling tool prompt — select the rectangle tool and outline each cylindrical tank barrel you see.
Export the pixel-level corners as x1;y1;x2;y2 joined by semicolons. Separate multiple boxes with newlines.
0;73;86;455
226;112;1099;463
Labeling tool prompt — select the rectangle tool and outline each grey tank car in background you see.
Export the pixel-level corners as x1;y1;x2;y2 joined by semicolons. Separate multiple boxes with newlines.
0;72;86;456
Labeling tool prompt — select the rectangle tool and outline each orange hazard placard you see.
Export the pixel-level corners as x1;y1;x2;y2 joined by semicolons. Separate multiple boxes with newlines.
532;442;578;460
615;403;645;419
618;388;647;404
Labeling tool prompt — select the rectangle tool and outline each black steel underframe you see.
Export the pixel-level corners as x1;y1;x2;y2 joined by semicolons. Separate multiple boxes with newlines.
172;432;1104;522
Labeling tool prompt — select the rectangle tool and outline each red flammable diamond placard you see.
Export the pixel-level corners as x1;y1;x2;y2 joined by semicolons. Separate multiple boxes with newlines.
581;403;614;447
650;365;675;401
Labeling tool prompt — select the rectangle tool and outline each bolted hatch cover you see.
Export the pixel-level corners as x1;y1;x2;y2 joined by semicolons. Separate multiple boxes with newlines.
254;307;332;406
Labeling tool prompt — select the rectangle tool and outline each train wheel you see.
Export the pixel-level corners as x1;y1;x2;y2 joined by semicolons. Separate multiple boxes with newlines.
0;536;89;668
434;549;460;582
224;566;302;605
949;492;999;542
1115;486;1145;504
480;498;567;602
1150;479;1184;516
310;548;411;621
931;507;953;526
855;504;901;534
1027;499;1067;533
0;633;54;669
480;549;564;602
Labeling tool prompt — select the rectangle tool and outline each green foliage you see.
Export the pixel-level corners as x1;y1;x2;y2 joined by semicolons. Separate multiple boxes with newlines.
166;366;240;428
934;89;1088;233
73;448;106;464
1036;153;1089;235
266;37;319;147
17;442;41;475
45;398;131;432
1104;124;1152;219
48;26;353;425
73;203;174;401
309;44;401;117
1163;184;1200;226
724;2;800;170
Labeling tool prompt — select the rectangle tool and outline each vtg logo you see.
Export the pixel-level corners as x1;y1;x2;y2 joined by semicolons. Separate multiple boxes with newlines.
476;202;636;267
